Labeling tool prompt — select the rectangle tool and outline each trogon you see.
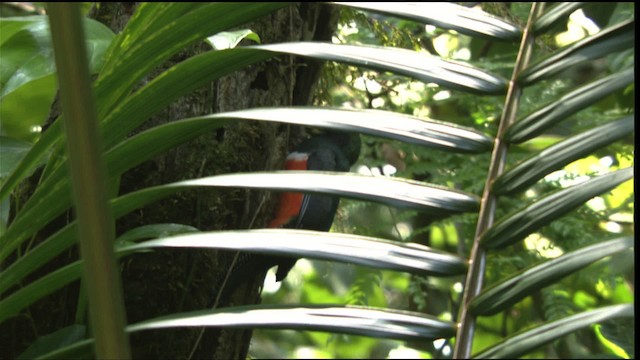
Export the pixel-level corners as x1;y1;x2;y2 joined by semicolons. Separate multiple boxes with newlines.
267;130;361;281
214;130;360;302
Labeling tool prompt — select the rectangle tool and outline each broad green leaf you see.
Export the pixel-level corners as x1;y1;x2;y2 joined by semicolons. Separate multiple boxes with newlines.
0;17;53;96
0;16;41;45
0;15;114;99
0;74;56;142
533;2;585;34
256;42;509;95
473;304;634;359
470;237;633;316
518;19;635;85
333;2;522;41
205;29;261;50
481;167;633;249
494;115;634;195
0;118;61;202
505;68;635;144
124;229;468;276
38;305;456;359
17;324;86;360
0;15;111;142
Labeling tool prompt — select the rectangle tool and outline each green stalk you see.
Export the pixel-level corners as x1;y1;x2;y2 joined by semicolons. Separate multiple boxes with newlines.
47;3;130;358
452;3;545;358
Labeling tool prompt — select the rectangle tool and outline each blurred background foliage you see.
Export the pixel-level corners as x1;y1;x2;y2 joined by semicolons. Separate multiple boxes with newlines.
0;2;634;359
252;3;634;358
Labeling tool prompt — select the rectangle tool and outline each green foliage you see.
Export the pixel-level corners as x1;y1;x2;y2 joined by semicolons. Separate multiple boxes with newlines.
0;15;114;142
0;2;634;359
17;324;86;360
295;2;634;358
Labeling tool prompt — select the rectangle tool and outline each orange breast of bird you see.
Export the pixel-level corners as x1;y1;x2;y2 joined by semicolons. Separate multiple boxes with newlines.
267;152;308;228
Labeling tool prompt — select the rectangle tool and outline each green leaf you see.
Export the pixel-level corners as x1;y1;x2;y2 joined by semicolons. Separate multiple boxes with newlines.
205;29;261;50
533;2;585;34
0;181;182;294
198;107;494;153
333;2;522;41
473;304;634;359
0;114;235;260
518;19;635;85
123;229;468;276
0;117;61;203
0;47;274;205
0;15;112;142
0;224;76;294
495;115;634;195
93;3;288;124
129;304;457;340
505;68;635;144
0;4;287;209
0;32;502;207
0;170;477;294
0;16;41;45
0;74;56;142
100;48;274;147
39;305;455;359
256;42;509;95
172;171;480;214
1;226;467;324
0;258;82;322
2;103;487;262
470;237;633;316
0;15;114;99
99;3;203;72
0;136;40;179
0;199;8;234
481;167;633;249
17;324;86;360
115;223;200;247
597;318;635;358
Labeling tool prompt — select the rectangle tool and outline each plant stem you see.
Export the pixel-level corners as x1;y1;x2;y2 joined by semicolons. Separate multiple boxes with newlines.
452;3;544;358
47;3;131;358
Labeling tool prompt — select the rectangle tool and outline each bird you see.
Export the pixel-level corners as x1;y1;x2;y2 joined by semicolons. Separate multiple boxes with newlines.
267;130;361;281
212;130;361;303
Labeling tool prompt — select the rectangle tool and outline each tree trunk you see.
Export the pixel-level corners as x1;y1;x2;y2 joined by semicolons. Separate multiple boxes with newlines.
2;3;338;359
